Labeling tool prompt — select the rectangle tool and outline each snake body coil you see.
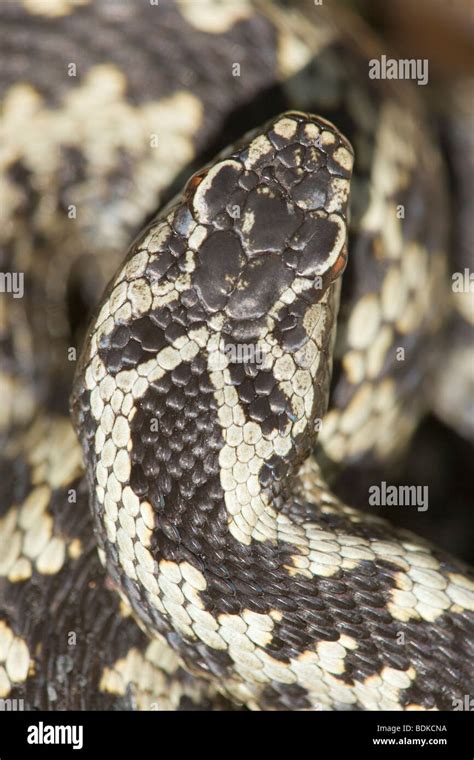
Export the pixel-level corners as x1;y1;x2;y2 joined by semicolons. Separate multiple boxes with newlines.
0;0;473;711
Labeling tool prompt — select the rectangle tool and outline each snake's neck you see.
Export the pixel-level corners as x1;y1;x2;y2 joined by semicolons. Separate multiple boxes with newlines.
78;283;340;653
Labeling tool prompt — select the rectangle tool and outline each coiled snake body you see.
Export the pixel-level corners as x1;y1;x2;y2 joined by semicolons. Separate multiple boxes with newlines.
0;0;473;711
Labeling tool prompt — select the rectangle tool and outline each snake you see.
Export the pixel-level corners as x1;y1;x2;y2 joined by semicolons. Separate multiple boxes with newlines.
0;0;473;712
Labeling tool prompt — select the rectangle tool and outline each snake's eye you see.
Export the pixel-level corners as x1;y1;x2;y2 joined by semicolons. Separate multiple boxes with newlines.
184;170;207;198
